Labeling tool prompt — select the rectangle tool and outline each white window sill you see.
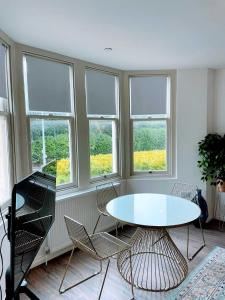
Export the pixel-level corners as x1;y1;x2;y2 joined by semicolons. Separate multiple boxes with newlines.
56;181;121;202
128;175;177;181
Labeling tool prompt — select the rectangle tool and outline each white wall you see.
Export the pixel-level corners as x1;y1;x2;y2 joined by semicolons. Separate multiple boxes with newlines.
213;69;225;134
212;69;225;220
176;69;208;187
127;69;215;219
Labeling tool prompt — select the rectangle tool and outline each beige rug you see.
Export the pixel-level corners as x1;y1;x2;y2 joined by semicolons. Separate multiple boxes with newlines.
167;247;225;300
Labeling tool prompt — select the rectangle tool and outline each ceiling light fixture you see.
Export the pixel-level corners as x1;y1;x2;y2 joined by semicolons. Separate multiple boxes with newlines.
104;47;112;52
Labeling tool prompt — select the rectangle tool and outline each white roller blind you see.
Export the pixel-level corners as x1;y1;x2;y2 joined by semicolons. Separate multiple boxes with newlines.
0;43;7;100
130;76;168;116
25;55;72;114
85;69;117;116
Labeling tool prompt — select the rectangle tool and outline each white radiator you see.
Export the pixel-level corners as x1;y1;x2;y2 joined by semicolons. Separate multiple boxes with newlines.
34;182;126;266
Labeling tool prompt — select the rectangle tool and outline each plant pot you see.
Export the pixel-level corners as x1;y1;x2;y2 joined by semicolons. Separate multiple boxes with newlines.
217;180;225;192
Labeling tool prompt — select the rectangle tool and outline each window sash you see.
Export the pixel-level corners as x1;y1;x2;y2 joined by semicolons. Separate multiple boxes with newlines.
27;115;77;190
85;69;119;117
23;55;74;115
0;43;8;100
130;118;171;176
0;42;10;112
88;118;119;181
129;75;170;117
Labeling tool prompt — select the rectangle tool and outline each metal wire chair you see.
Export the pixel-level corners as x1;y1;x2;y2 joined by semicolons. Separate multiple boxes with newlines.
59;216;135;299
171;182;206;260
93;182;120;235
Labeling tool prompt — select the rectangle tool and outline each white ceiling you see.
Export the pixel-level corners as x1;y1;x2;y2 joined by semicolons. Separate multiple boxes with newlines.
0;0;225;70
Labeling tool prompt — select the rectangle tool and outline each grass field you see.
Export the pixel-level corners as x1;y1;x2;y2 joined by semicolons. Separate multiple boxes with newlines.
55;150;166;184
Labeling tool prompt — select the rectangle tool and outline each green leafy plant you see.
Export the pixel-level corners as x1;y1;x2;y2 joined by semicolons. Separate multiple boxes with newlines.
198;133;225;185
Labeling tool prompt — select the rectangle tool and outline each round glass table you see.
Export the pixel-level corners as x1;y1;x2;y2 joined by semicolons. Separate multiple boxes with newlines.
106;193;200;292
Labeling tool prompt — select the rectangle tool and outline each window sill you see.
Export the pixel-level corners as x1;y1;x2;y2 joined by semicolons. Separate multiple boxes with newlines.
56;181;122;202
128;174;177;181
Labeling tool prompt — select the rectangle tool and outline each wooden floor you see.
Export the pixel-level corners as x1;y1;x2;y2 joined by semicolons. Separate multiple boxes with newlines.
21;221;225;300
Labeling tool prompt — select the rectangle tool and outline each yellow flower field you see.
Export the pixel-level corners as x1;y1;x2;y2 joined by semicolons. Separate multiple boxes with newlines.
90;153;113;177
133;150;166;171
55;150;166;184
56;159;70;185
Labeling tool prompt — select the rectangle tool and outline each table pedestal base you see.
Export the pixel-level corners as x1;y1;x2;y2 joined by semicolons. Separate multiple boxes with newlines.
117;227;188;291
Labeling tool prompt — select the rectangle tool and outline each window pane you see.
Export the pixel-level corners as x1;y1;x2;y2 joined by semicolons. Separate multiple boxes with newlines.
85;70;117;116
89;120;117;178
30;119;72;185
24;55;73;114
0;116;11;205
0;43;8;110
133;120;167;172
130;76;168;116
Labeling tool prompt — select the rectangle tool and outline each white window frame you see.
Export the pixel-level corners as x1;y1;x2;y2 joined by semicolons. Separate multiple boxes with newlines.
0;39;15;209
128;72;175;177
23;53;78;190
85;67;120;182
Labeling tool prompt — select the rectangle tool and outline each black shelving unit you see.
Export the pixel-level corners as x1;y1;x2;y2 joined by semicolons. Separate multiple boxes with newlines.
5;171;56;300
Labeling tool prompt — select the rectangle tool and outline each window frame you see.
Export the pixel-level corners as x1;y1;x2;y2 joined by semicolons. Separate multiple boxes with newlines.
128;71;175;178
23;53;78;190
85;67;120;182
0;38;15;209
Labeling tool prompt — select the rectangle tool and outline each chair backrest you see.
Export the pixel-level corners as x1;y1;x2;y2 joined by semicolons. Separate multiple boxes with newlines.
96;182;118;213
64;216;97;254
171;182;197;201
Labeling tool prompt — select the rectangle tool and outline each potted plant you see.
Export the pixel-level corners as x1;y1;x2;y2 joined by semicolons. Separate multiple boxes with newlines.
198;133;225;191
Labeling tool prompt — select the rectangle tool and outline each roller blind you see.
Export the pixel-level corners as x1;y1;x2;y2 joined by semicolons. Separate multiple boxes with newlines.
130;76;168;116
25;55;72;114
0;43;7;100
85;69;117;116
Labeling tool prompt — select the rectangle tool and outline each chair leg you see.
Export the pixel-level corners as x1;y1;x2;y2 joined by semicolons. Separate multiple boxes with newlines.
116;221;119;237
59;247;102;294
93;214;102;234
129;249;135;300
117;222;132;239
98;259;110;300
187;219;206;261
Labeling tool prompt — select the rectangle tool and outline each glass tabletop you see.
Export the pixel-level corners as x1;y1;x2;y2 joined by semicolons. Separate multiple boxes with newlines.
106;193;201;228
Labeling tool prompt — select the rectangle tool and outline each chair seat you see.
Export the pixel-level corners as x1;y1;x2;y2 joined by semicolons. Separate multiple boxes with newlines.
87;232;130;259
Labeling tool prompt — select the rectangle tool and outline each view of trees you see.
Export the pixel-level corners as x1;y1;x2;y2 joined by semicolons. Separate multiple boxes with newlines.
31;120;166;184
89;120;112;155
31;120;70;166
133;121;166;151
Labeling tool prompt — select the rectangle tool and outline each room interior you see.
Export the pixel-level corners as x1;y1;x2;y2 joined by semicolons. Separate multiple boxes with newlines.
0;1;225;299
